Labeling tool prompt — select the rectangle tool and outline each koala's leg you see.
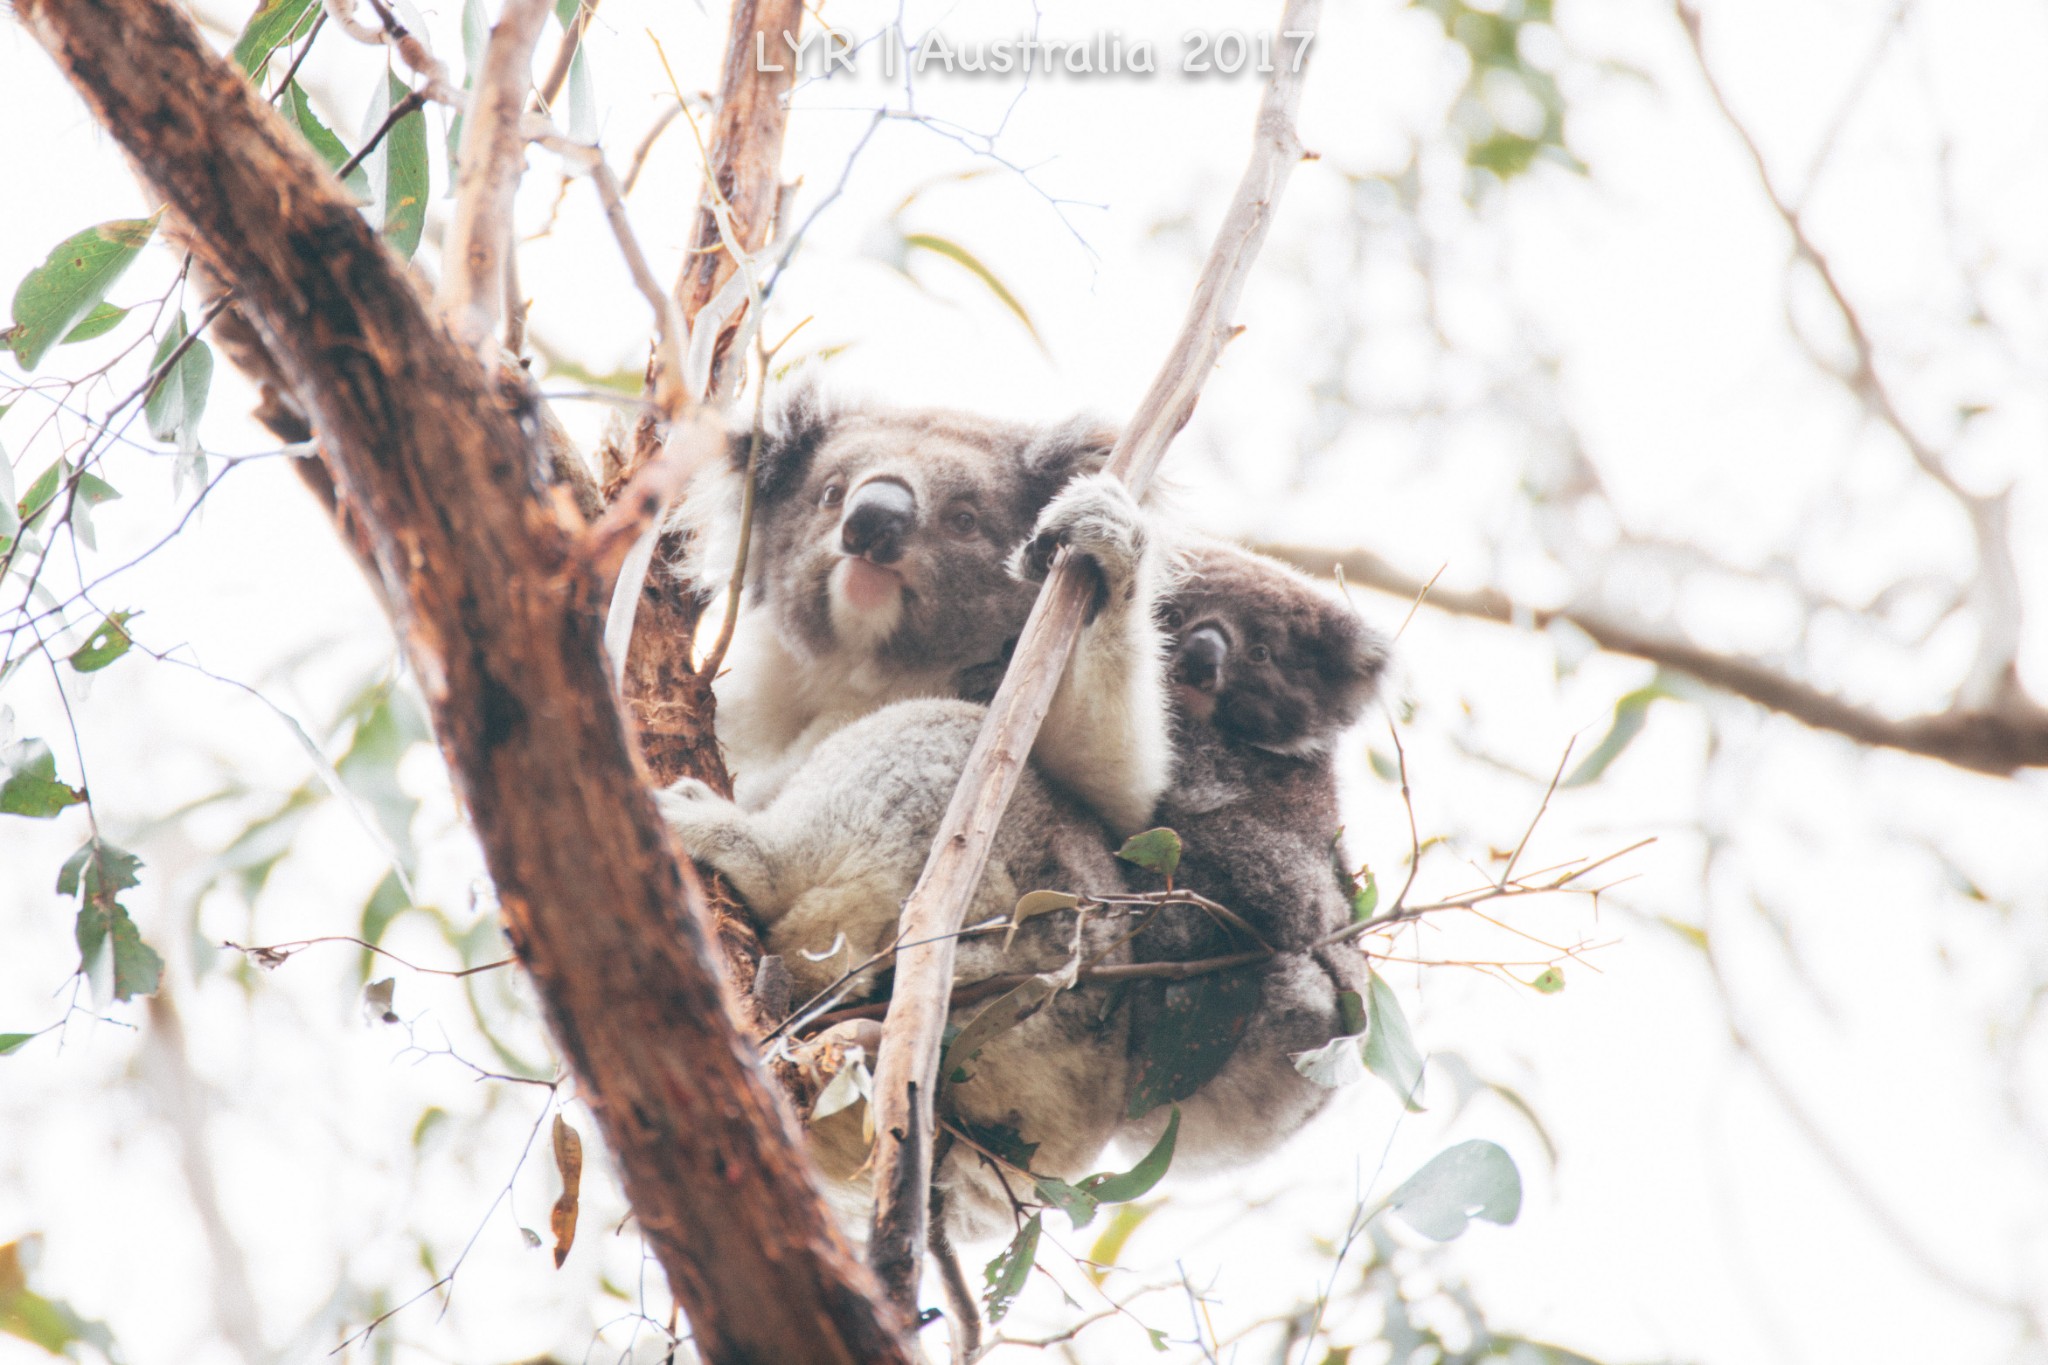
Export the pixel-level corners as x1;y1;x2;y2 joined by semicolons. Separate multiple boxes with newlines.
653;777;787;916
1009;472;1173;836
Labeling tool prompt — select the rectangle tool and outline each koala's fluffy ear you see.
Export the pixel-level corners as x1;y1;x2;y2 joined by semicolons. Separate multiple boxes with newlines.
1314;605;1392;731
732;380;837;504
1019;417;1119;508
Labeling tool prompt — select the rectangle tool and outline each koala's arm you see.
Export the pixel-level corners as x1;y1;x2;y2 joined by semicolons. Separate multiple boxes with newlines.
1010;473;1173;837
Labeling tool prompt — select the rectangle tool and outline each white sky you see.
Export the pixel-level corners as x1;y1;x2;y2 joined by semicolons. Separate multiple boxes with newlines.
3;0;2046;1362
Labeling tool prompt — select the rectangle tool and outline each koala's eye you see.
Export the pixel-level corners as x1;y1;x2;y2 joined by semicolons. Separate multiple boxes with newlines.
819;483;845;510
1248;644;1272;664
1161;607;1185;630
947;507;979;537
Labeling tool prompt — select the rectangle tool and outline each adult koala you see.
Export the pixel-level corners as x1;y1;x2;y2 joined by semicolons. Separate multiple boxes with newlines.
687;385;1170;836
1120;541;1391;1169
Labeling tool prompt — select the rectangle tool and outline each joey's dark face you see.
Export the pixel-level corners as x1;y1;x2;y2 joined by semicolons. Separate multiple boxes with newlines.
743;398;1110;674
1162;546;1389;754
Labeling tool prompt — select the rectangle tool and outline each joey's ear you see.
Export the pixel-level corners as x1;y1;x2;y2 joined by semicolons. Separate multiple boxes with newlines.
1019;416;1119;508
1315;606;1392;730
733;381;838;505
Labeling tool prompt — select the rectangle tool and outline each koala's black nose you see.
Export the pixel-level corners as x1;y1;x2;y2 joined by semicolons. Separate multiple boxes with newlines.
1176;625;1228;693
840;479;916;565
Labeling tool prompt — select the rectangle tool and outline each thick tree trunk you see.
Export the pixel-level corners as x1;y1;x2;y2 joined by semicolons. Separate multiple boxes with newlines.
18;0;908;1358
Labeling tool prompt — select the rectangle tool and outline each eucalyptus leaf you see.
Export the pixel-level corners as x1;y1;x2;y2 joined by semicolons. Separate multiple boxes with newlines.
144;315;213;452
0;739;84;818
1116;827;1182;881
231;0;319;73
75;897;163;1002
1079;1108;1178;1204
380;73;430;260
283;81;372;198
981;1214;1040;1323
1530;966;1565;994
901;233;1044;349
1032;1176;1097;1231
7;215;159;371
1385;1139;1522;1241
1005;889;1080;950
0;1032;36;1055
61;302;129;344
1363;969;1426;1111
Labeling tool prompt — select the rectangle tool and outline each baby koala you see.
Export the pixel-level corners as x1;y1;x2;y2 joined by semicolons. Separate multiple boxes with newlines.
1119;540;1390;1169
658;698;1130;1243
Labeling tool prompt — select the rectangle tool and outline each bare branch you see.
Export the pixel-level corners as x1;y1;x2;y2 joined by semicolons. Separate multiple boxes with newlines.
438;0;552;354
1674;0;2024;710
863;0;1326;1312
1256;541;2048;777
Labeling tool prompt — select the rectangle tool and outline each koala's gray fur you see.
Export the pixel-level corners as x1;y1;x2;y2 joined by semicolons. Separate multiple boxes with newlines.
687;386;1171;836
1120;541;1390;1170
657;698;1129;1243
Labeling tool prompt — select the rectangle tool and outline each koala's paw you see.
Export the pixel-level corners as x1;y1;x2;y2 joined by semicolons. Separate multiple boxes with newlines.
654;776;733;833
1009;473;1149;600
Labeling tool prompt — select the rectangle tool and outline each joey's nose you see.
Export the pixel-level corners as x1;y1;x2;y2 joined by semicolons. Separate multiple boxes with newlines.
1176;625;1228;693
840;479;915;565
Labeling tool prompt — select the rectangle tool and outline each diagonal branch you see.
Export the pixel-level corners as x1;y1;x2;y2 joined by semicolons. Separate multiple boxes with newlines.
861;0;1326;1313
1256;542;2048;777
18;0;908;1356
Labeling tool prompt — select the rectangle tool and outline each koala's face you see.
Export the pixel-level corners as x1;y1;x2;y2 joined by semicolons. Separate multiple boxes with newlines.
739;390;1110;674
1162;545;1389;754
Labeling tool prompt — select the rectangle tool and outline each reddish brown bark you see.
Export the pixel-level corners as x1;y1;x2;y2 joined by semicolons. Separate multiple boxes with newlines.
608;0;807;1031
19;0;906;1357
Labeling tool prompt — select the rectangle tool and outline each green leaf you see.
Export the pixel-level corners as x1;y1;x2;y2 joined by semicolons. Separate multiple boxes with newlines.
68;611;134;674
0;1033;36;1056
0;1240;118;1359
144;313;215;448
1368;747;1399;782
56;839;140;899
1032;1176;1097;1231
0;739;84;818
902;233;1044;349
18;458;120;541
1335;839;1378;921
1362;969;1426;1111
75;896;164;1001
1125;967;1261;1118
1006;888;1080;950
981;1214;1040;1323
380;73;430;260
1563;678;1678;787
60;302;129;344
1530;966;1565;994
231;0;318;73
282;81;372;198
1115;827;1182;881
7;215;159;371
1080;1109;1178;1204
1385;1139;1521;1241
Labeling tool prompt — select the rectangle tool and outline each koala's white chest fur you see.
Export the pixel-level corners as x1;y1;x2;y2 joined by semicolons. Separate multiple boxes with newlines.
714;612;960;810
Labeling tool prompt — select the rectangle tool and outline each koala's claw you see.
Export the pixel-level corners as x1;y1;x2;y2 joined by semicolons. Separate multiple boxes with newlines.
1009;473;1147;594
